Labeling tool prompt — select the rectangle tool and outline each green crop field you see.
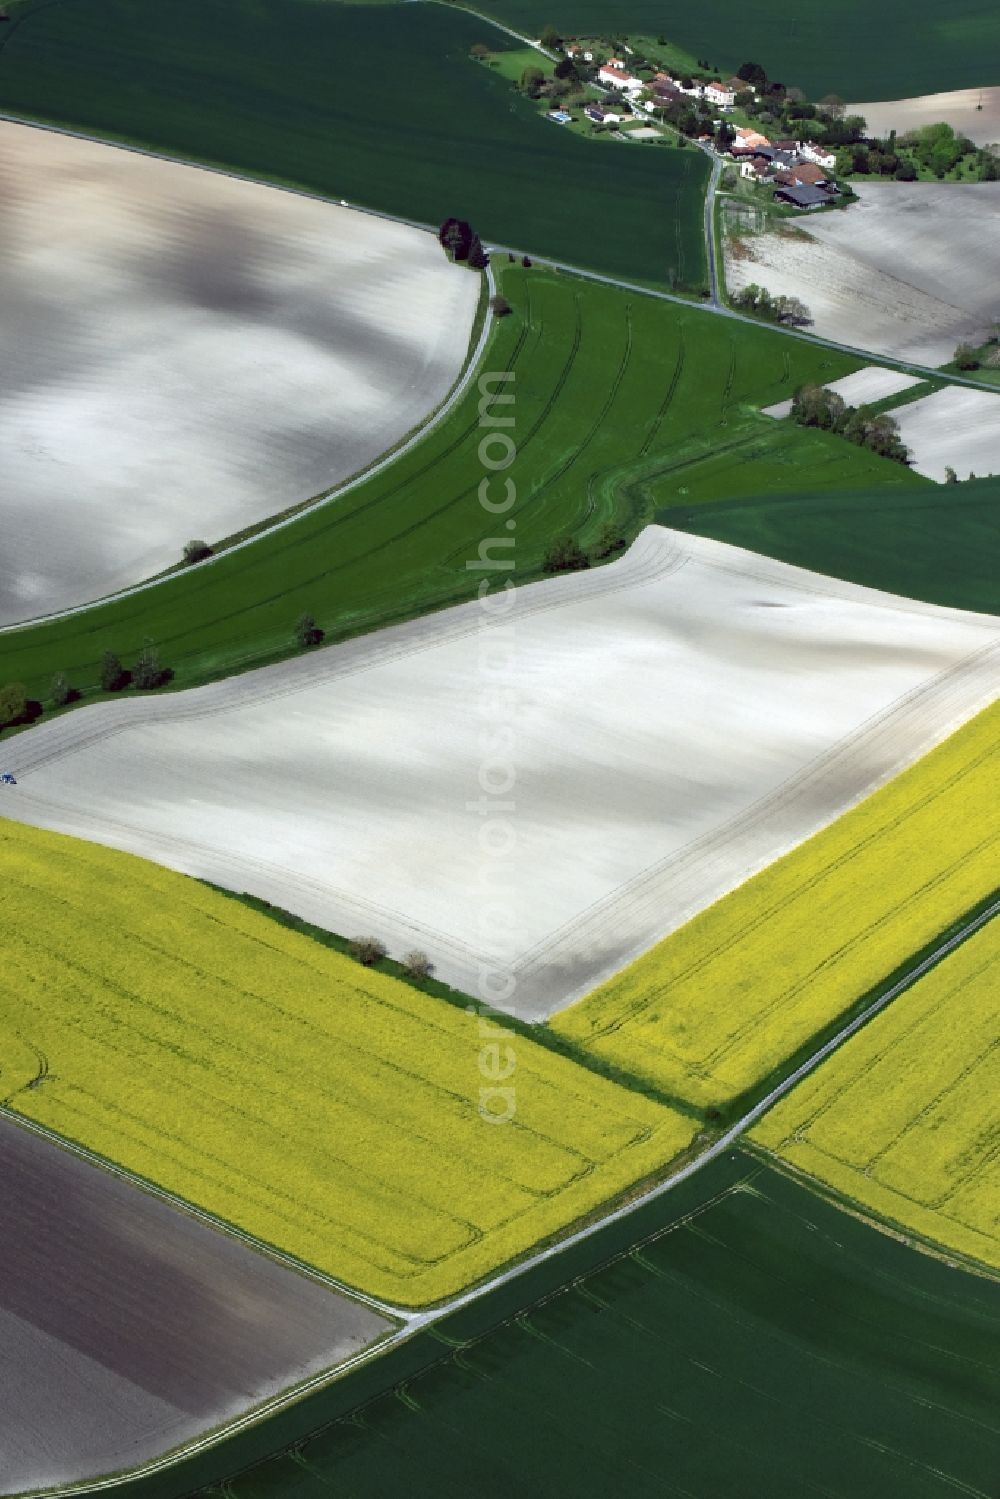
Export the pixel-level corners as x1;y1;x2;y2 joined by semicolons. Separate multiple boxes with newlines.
472;0;1000;101
659;477;1000;615
1;265;916;717
0;0;707;287
194;1158;1000;1499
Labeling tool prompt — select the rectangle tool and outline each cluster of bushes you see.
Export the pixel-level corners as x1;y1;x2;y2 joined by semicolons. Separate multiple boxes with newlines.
348;935;434;981
4;608;328;738
733;284;812;326
542;521;628;576
99;642;171;692
790;384;910;465
840;122;997;182
437;218;488;271
953;333;1000;371
0;640;173;737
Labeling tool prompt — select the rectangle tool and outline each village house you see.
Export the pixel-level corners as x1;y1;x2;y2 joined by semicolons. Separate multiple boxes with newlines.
598;60;644;94
733;126;772;151
798;141;838;170
702;79;736;107
778;161;832;188
741;155;774;181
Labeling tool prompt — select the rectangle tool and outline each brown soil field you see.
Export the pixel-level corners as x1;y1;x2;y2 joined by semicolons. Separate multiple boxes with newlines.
0;1117;387;1494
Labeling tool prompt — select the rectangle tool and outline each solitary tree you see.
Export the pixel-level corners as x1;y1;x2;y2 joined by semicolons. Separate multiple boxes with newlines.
50;672;76;707
0;681;27;728
294;612;324;648
467;231;489;270
469;42;491;59
539;22;561;49
438;217;472;261
521;254;532;267
737;61;767;88
132;640;165;690
818;93;846;119
553;54;577;80
775;294;812;326
593;521;627;559
490;293;512;317
521;64;545;97
543;535;590;574
402;950;434;980
348;936;387;966
944;466;959;484
183;539;213;565
100;650;126;692
954;342;981;369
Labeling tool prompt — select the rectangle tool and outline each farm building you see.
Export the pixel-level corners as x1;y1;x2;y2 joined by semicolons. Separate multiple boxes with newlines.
599;64;643;94
702;79;736;107
774;182;831;208
799;141;838;169
774;164;834;192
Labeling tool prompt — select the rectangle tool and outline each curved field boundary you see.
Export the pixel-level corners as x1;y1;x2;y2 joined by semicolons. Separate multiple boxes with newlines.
0;260;497;636
0;268;884;712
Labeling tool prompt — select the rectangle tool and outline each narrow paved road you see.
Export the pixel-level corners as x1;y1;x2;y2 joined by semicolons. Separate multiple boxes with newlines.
10;892;998;1495
697;144;724;306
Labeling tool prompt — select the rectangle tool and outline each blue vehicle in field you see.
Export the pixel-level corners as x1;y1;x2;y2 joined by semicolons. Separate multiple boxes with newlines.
1;772;16;785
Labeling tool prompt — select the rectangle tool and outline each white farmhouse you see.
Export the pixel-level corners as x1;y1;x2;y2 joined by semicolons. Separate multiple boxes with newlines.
598;60;644;94
798;141;838;169
702;79;736;107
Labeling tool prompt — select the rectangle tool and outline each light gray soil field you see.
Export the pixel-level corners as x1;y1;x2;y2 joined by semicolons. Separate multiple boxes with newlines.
4;529;999;1021
725;183;1000;364
763;365;923;417
0;123;478;625
0;1117;387;1495
891;386;1000;480
848;87;1000;149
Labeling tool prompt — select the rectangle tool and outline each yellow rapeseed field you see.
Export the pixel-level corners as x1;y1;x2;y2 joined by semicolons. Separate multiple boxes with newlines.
0;820;692;1307
753;917;1000;1268
552;702;999;1111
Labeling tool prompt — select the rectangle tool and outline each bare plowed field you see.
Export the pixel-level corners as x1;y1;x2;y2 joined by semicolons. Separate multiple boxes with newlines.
4;528;998;1021
0;122;478;624
725;183;1000;364
848;88;1000;149
892;386;1000;480
0;1118;386;1494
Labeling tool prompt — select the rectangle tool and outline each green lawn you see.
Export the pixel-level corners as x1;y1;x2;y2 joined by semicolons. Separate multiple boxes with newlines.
658;477;1000;614
1;265;916;714
191;1157;1000;1499
0;0;707;287
472;0;1000;99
